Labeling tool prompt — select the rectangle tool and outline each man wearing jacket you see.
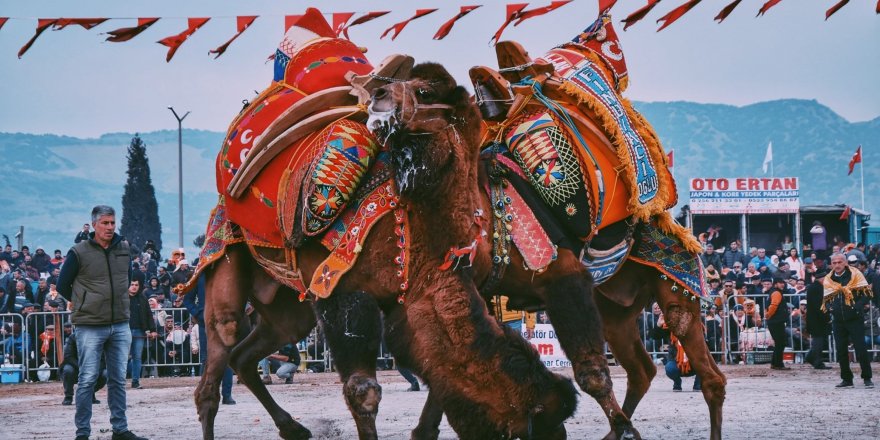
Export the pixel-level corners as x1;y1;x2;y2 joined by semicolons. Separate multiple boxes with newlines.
127;280;156;389
824;253;874;389
58;205;148;440
804;268;832;369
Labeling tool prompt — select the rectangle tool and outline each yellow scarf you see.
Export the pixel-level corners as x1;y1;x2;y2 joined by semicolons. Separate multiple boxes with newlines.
822;266;872;312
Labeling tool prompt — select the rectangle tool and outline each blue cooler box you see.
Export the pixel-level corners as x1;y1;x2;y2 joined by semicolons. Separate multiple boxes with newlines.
1;366;23;384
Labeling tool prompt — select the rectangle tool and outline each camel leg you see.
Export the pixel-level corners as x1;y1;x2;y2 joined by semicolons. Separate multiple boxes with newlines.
655;280;726;440
593;289;656;421
196;250;250;440
411;387;443;440
229;291;316;440
314;291;383;440
542;273;638;440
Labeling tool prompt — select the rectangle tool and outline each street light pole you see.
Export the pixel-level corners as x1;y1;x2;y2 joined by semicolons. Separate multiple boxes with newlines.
168;106;190;249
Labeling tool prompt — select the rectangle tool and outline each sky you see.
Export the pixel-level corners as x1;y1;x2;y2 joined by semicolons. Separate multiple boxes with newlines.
0;0;878;138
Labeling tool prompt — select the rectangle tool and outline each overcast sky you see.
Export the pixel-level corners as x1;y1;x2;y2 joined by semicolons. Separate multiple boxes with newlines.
1;0;878;137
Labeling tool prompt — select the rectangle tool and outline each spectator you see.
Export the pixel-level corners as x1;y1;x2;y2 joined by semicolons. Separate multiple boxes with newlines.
824;253;873;388
775;262;793;280
143;277;164;300
750;248;774;272
781;235;795;252
864;303;880;357
3;321;28;365
51;249;65;270
765;277;790;370
0;245;12;264
74;223;91;243
744;263;760;279
784;249;805;280
35;278;50;307
770;248;786;270
659;313;700;392
728;305;747;363
700;244;723;275
131;263;146;291
47;267;61;287
164;321;192;377
705;224;724;249
170;259;193;291
705;306;723;353
128;280;157;389
31;247;52;276
722;240;749;269
156;266;172;296
810;221;827;252
787;300;808;350
260;343;301;385
14;279;35;309
0;286;12;314
804;268;832;369
61;328;106;406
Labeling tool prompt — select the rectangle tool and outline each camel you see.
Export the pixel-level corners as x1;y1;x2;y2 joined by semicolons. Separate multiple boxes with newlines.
367;24;726;440
193;11;577;440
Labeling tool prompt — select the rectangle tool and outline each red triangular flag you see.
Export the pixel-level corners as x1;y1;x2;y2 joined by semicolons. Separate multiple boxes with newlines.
491;3;529;45
621;0;663;31
825;0;850;20
209;16;257;59
434;5;482;40
848;145;862;176
714;0;743;23
599;0;620;12
757;0;783;17
284;15;302;32
105;18;160;43
157;17;210;62
657;0;702;32
840;205;851;220
569;13;629;90
18;19;58;58
381;9;438;40
53;18;108;30
342;11;391;40
666;150;674;168
332;12;355;37
0;18;8;31
514;1;573;26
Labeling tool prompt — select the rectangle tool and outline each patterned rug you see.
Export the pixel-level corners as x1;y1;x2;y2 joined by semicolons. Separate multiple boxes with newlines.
628;218;710;303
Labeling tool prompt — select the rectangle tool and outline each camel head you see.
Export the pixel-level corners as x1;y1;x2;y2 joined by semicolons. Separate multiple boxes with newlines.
367;62;481;198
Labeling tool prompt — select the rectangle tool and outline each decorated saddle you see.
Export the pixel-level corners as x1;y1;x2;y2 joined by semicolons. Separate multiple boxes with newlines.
181;8;412;298
475;13;707;302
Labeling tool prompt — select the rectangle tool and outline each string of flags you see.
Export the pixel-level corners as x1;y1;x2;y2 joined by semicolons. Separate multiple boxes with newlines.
1;0;877;61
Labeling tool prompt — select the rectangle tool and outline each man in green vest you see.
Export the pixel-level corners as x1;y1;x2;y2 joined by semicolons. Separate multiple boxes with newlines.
58;205;148;440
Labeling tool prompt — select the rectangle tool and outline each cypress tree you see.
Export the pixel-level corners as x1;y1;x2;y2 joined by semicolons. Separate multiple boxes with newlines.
120;134;163;254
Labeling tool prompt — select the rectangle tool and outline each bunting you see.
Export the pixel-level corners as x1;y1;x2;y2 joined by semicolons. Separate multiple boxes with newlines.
0;18;8;31
825;0;849;20
599;0;619;12
341;11;390;40
54;18;108;30
284;15;303;32
657;0;702;31
622;0;663;31
157;17;210;62
757;0;784;17
18;19;58;58
514;1;573;26
105;18;160;42
490;3;529;45
332;12;355;37
434;5;482;40
714;0;743;23
209;16;257;59
381;9;438;40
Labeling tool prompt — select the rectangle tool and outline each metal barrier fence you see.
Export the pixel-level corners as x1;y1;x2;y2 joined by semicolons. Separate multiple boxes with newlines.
5;297;879;383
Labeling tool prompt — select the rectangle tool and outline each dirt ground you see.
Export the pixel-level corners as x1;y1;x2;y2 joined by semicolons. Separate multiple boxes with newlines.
3;364;879;439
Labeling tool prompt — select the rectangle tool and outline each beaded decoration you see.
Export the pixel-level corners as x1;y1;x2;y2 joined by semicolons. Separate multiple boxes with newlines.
392;199;410;304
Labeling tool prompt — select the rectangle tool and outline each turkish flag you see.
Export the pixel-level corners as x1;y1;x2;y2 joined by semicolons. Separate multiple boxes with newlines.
825;0;850;20
657;0;703;32
715;0;743;23
434;5;481;40
209;16;257;59
848;145;862;176
105;18;160;43
666;150;674;168
332;13;355;37
840;205;851;220
157;17;210;62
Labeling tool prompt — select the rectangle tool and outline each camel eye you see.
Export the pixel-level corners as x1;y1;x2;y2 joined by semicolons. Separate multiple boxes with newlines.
417;88;435;100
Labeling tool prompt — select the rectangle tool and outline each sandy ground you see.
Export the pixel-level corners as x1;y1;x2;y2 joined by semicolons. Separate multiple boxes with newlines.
3;364;880;440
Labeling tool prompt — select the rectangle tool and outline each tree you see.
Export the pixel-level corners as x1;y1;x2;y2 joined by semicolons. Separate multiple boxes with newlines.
120;134;162;254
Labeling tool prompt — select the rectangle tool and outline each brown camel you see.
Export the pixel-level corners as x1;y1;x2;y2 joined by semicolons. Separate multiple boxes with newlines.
369;49;725;439
194;62;578;439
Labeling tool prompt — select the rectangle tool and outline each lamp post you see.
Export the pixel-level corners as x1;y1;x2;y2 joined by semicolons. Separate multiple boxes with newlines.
168;106;190;249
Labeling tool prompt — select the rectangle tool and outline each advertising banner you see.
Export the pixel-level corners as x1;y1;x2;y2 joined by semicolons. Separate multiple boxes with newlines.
689;177;799;214
525;324;571;368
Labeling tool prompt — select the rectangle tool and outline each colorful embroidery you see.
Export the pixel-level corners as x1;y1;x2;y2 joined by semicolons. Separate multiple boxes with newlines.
504;181;557;271
629;219;710;305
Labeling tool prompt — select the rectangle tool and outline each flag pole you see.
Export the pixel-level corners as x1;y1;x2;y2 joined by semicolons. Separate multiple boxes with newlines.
860;148;865;211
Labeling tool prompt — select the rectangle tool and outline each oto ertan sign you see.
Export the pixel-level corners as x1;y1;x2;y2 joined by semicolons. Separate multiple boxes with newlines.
525;324;571;368
688;177;799;214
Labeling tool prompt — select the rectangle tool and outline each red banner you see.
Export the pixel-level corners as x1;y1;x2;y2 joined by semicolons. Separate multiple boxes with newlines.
341;11;390;40
657;0;702;32
332;12;355;37
105;18;160;43
490;3;528;44
825;0;850;20
714;0;743;23
757;0;784;17
209;16;257;59
18;19;58;58
381;9;438;40
157;17;210;62
434;5;481;40
0;17;8;31
621;0;662;31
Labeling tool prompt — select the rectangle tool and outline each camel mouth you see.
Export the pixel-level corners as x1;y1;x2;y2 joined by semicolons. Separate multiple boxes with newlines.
366;104;400;145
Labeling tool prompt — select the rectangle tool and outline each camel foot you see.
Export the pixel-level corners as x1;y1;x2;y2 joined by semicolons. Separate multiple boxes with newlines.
602;426;640;440
279;421;312;440
410;426;440;440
